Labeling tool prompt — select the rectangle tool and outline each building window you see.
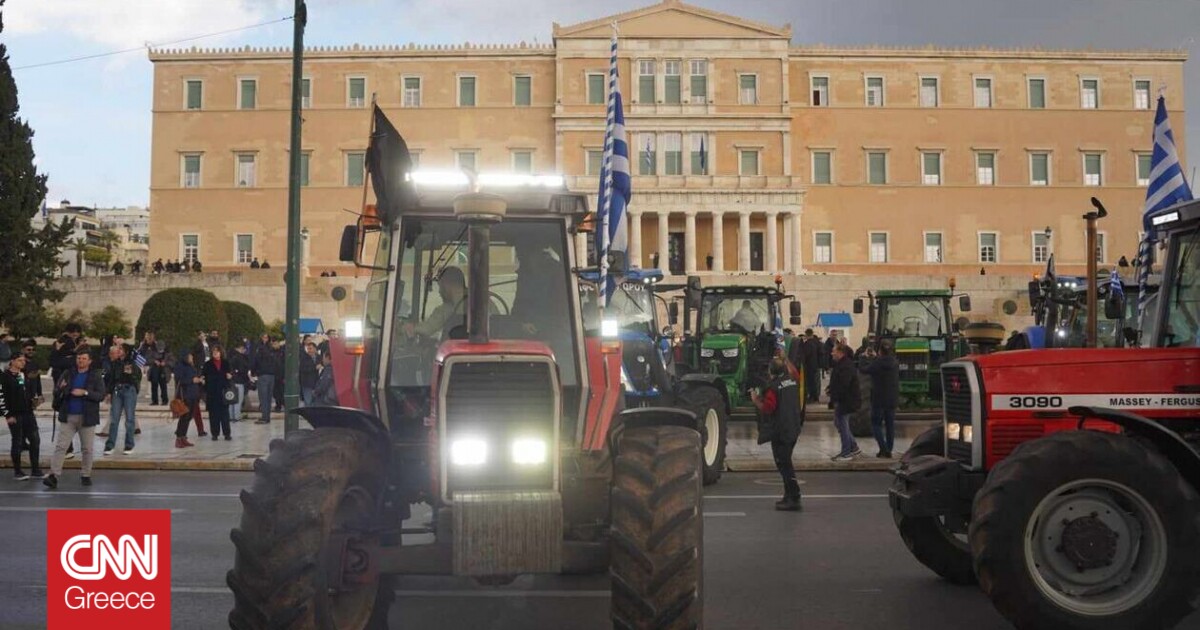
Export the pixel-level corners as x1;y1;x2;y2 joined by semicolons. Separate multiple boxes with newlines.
238;78;257;110
865;76;884;107
347;77;366;108
869;232;889;263
512;150;533;174
458;76;476;107
181;154;201;188
1137;153;1152;186
922;152;942;185
456;150;477;172
346;152;365;187
689;60;707;104
235;234;254;264
811;75;829;106
513;75;532;107
639;134;656;175
299;152;310;187
301;78;311;108
663;60;681;104
690;133;708;175
739;149;760;176
979;232;998;263
181;235;200;264
1033;231;1050;263
662;133;682;175
637;60;655;104
1134;79;1152;110
867;151;887;184
185;80;203;110
1030;152;1050;185
739;74;758;105
587;73;605;105
919;77;938;107
1080;78;1099;109
586;149;604;176
403;77;421;107
1083;153;1103;186
813;232;833;263
974;77;992;108
976;152;996;185
1028;78;1046;109
924;232;943;263
1095;232;1107;263
812;151;832;184
235;153;256;187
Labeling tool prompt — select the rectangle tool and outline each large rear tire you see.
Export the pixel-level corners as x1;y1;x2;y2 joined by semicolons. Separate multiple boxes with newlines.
890;426;977;585
610;426;704;630
679;385;728;486
970;431;1200;629
227;428;393;630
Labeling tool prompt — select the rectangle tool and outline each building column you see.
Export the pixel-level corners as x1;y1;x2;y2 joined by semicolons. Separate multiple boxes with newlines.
738;211;751;272
711;210;725;273
684;210;697;273
765;211;778;272
657;210;670;273
782;214;793;273
790;211;803;273
629;210;642;269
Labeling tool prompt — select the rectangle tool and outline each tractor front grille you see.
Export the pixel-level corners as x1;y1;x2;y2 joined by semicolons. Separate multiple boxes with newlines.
700;354;738;374
897;350;931;384
941;364;976;467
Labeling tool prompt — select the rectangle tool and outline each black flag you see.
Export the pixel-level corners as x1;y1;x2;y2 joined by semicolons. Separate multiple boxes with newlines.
366;105;417;224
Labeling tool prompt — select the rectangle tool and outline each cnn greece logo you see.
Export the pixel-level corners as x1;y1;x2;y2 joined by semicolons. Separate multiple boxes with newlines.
61;534;158;580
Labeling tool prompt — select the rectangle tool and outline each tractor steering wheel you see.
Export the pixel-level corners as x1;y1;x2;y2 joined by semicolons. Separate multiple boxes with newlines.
489;291;511;315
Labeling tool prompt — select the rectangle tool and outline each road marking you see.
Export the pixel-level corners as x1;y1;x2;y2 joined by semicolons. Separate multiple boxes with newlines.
0;490;239;498
705;494;887;500
703;511;746;517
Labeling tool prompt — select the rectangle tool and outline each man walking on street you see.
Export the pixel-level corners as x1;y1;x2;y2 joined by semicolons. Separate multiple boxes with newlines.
103;344;141;455
751;358;804;511
827;342;862;461
2;355;42;480
860;342;900;458
45;350;105;489
799;329;822;403
300;341;319;406
252;337;279;424
229;344;251;422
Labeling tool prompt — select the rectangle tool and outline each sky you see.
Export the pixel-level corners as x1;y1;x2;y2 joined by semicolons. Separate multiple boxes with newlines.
4;0;1199;208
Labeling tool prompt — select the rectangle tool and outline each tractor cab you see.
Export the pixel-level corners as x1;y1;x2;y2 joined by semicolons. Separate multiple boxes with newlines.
1026;273;1150;348
853;289;970;402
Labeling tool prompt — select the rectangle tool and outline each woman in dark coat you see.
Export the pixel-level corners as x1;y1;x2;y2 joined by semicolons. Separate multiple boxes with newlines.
202;347;233;440
173;353;206;446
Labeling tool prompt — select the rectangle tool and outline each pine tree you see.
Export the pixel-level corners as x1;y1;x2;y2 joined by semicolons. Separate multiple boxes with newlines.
0;0;75;334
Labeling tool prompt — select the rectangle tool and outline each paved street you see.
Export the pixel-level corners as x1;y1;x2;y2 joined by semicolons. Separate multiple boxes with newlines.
4;470;1197;629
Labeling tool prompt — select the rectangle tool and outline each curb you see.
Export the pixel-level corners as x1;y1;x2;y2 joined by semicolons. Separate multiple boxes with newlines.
1;457;255;472
725;457;896;472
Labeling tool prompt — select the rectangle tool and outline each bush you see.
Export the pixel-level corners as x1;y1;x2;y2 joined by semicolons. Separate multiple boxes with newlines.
136;288;228;356
89;305;132;339
223;301;266;346
265;318;285;340
25;307;91;339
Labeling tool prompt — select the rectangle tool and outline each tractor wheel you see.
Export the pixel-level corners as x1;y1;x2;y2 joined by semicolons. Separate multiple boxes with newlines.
679;385;728;485
849;377;874;437
890;426;977;585
970;431;1200;630
610;426;704;630
227;428;392;630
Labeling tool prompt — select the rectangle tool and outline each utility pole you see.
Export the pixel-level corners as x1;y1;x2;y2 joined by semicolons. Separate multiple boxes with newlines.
284;0;307;434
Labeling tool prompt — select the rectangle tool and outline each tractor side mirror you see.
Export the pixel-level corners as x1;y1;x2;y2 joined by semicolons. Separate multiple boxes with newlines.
1104;293;1125;320
339;225;358;263
789;301;802;325
959;295;972;312
668;302;680;325
853;298;864;314
1027;280;1042;309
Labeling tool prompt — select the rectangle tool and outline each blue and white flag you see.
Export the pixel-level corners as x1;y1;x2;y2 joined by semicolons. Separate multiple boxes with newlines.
698;135;707;174
1135;95;1193;322
133;350;147;369
1109;268;1124;302
596;25;631;305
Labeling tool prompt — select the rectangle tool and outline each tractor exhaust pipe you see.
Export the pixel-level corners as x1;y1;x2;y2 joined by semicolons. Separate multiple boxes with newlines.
454;192;507;345
1084;197;1108;348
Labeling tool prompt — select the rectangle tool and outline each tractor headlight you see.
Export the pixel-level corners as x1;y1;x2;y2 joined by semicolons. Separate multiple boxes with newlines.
601;318;620;338
511;438;548;466
450;438;488;466
721;348;739;358
961;425;973;443
700;348;715;358
946;422;961;441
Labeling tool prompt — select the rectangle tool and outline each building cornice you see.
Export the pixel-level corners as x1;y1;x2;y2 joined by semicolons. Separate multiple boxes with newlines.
790;45;1187;63
148;42;555;62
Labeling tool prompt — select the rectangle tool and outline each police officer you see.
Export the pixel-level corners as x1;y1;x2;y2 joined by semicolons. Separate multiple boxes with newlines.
751;357;803;511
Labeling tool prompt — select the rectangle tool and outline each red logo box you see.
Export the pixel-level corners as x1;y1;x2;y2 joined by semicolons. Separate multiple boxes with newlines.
47;510;171;629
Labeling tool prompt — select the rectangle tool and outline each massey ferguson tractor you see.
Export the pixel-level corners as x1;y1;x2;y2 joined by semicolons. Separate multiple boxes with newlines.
227;182;707;629
889;197;1200;629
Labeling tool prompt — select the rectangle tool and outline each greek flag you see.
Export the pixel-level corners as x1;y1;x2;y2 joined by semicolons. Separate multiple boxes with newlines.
597;26;631;305
1135;95;1193;322
1109;268;1124;302
133;350;147;369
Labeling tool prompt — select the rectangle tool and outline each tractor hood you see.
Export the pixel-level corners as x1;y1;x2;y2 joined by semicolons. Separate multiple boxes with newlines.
700;334;742;350
969;347;1187;370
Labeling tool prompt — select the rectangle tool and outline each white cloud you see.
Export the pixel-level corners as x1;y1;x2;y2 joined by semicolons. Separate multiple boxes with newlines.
6;0;291;49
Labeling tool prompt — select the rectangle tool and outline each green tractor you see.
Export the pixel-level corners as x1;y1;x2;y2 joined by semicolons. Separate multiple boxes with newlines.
678;277;804;416
848;288;971;436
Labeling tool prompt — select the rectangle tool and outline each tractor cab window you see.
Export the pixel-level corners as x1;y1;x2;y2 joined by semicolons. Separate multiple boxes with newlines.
699;294;770;334
608;282;656;337
1161;228;1200;347
880;298;947;337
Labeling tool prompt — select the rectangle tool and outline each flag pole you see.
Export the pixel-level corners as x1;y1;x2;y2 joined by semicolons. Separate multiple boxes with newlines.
283;0;307;434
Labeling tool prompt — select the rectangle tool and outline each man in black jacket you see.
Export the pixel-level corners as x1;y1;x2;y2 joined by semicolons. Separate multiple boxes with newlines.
860;342;900;458
138;330;171;406
229;345;251;421
1;354;42;480
299;341;319;406
252;339;280;424
826;343;862;461
45;350;107;489
751;358;804;511
796;329;822;403
102;344;142;455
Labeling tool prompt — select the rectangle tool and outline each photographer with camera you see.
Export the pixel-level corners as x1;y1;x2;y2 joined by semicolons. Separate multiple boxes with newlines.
750;357;804;511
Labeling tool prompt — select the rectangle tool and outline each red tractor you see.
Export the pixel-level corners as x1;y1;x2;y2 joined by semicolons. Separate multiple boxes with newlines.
227;185;707;629
890;197;1200;629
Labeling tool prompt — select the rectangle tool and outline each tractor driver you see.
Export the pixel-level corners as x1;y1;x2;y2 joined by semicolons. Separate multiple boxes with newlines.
730;299;761;332
405;266;467;340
